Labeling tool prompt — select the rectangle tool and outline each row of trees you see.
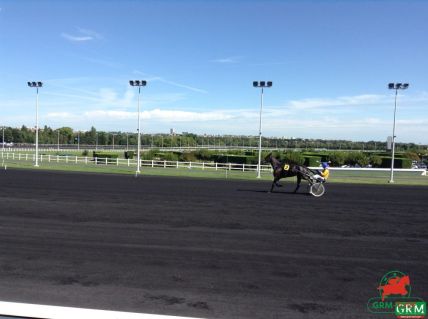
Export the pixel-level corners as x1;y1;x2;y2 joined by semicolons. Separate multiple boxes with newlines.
1;125;427;152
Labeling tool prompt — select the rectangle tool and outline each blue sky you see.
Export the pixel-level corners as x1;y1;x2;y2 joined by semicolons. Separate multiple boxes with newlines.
1;0;427;143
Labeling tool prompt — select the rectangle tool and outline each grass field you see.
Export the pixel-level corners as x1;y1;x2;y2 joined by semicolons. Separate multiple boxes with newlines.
1;154;427;186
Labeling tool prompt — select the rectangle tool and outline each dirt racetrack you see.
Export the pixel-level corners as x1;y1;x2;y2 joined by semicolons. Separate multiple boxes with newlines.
0;169;427;318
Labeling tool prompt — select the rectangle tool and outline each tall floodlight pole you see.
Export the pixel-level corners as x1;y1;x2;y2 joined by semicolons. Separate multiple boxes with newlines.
253;81;273;178
129;80;147;174
28;81;43;167
2;126;4;153
388;82;409;183
57;129;60;151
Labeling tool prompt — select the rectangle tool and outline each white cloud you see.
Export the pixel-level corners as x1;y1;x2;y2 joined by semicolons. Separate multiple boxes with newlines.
211;56;242;64
45;112;78;120
83;109;233;122
61;33;93;42
287;94;386;109
3;89;428;142
76;27;103;40
154;77;208;94
61;27;102;42
134;70;207;94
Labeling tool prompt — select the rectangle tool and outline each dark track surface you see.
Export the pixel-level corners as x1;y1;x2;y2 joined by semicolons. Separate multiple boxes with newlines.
0;169;427;319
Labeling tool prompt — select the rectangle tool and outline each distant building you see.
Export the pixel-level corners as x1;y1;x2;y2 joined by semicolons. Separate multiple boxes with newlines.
170;128;176;135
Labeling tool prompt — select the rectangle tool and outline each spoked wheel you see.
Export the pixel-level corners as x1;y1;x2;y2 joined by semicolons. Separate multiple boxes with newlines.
309;182;325;197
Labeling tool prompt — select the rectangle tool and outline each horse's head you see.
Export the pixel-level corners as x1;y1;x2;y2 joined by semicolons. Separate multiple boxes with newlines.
264;153;273;163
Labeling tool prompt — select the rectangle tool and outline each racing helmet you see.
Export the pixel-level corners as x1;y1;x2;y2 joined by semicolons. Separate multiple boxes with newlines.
321;162;329;169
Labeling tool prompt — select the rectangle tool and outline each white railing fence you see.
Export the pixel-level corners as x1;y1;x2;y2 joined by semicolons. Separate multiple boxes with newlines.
1;152;269;172
1;152;426;175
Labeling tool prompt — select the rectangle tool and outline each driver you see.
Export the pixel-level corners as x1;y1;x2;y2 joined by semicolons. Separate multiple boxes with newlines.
313;162;330;182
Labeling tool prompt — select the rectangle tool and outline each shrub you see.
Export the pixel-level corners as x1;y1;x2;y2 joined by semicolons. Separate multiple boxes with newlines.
327;151;347;166
180;152;197;162
93;151;119;159
212;154;255;164
194;149;213;161
124;151;135;159
82;150;89;156
403;151;420;161
304;156;321;167
345;152;369;167
380;157;412;169
369;155;382;167
155;152;180;161
282;152;305;165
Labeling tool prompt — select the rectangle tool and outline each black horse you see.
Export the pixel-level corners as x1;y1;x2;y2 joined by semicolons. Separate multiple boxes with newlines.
264;153;312;193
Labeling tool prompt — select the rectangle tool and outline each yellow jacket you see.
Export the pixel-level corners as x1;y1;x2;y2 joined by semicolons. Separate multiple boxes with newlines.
321;168;330;179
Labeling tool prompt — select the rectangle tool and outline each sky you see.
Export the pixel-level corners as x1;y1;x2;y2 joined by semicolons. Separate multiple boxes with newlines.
0;0;427;143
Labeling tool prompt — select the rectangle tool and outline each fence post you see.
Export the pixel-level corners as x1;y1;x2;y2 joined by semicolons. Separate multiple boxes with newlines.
95;157;98;165
229;163;231;171
85;157;88;164
66;155;68;163
26;154;28;161
202;162;205;170
127;158;130;167
151;160;154;168
105;158;108;165
164;160;166;168
189;162;192;169
176;161;179;168
215;162;218;171
57;155;59;163
75;156;78;164
117;158;119;166
243;164;245;172
48;155;51;163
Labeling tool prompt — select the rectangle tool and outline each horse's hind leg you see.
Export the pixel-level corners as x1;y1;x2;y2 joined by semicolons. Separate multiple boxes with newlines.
293;175;302;193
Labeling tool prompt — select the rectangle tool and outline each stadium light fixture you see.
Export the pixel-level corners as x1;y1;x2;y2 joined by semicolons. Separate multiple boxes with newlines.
27;81;43;167
129;80;147;174
253;81;273;178
387;82;409;183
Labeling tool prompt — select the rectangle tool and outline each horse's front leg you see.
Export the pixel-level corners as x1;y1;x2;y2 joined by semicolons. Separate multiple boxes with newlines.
274;169;283;187
270;176;280;192
293;175;302;193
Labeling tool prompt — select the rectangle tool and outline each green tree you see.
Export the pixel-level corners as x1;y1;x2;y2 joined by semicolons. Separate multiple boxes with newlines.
328;151;347;166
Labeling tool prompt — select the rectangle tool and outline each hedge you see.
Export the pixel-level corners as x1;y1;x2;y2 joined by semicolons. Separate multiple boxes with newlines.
282;152;305;165
304;156;322;167
124;151;135;159
212;154;256;164
380;157;412;169
92;151;119;159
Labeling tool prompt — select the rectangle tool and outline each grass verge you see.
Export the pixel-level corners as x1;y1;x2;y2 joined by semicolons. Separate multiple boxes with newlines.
1;158;427;186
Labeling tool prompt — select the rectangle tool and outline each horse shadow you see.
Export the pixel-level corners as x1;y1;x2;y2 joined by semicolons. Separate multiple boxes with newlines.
236;188;310;196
